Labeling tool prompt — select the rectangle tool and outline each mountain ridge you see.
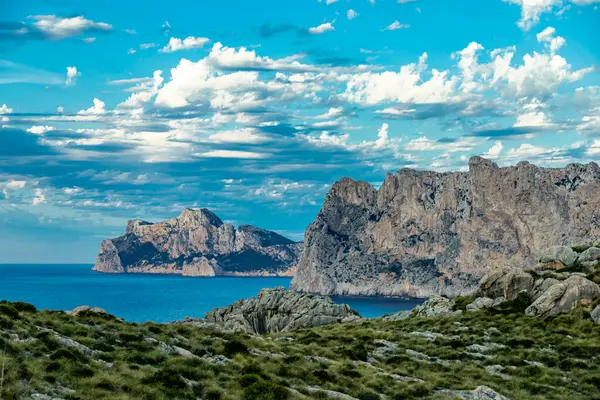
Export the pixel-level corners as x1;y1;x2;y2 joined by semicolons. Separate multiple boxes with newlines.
93;208;302;277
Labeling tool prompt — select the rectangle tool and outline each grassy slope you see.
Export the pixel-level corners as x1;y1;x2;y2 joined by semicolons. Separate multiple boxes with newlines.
1;300;599;400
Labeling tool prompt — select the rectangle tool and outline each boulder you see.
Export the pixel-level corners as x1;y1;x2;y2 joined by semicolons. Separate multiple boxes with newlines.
525;276;600;318
577;247;600;270
382;310;412;321
477;267;534;300
466;297;495;311
538;246;578;268
530;278;561;301
591;305;600;324
436;386;511;400
205;287;357;334
67;306;108;316
412;295;459;317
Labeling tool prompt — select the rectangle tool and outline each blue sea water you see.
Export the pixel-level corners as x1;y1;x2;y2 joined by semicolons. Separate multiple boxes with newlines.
0;264;423;322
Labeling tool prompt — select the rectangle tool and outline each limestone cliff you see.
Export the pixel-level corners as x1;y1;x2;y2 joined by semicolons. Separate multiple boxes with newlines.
94;208;302;276
291;157;600;298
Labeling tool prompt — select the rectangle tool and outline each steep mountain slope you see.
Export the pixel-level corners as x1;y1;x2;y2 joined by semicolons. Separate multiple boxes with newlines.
292;157;600;297
94;208;302;276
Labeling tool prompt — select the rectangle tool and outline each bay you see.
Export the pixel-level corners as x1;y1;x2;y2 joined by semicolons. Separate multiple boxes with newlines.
0;264;423;322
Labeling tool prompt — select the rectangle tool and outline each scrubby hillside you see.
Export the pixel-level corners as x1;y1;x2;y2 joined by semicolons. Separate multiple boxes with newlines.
1;298;600;400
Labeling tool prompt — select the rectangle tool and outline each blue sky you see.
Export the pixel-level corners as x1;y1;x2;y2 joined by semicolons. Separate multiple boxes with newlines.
0;0;599;263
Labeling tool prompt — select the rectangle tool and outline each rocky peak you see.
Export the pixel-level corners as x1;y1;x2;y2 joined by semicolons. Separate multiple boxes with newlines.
176;208;224;228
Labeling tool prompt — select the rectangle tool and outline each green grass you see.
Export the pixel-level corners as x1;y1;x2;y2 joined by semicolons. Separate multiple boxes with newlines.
0;300;599;400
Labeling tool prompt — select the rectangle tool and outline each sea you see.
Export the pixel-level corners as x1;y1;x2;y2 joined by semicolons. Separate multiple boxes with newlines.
0;264;424;323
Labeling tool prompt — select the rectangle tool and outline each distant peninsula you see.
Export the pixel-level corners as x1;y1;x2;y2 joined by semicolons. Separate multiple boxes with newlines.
93;208;302;277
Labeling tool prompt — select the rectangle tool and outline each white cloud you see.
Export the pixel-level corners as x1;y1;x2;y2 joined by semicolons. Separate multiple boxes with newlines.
78;98;106;115
343;53;460;105
504;0;600;30
347;9;359;19
26;125;56;135
588;140;600;155
32;188;46;205
128;48;136;55
481;141;504;159
383;20;410;31
536;27;566;52
65;66;80;86
125;29;137;35
315;107;343;119
324;0;339;4
81;37;96;44
63;187;81;195
57;106;64;113
404;136;480;152
160;36;210;53
507;143;548;158
30;15;113;39
117;70;164;110
0;104;13;114
196;150;269;158
308;22;335;34
140;43;158;50
208;128;271;144
5;180;26;189
207;42;317;72
375;123;389;148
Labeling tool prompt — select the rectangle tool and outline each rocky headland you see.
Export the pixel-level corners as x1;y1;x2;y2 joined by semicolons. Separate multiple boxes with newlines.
292;156;600;298
93;208;302;276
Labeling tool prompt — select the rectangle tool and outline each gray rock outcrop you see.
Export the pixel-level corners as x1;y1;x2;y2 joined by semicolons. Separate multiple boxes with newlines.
204;287;358;334
292;157;600;297
477;267;535;300
93;208;302;276
412;295;459;317
525;276;600;318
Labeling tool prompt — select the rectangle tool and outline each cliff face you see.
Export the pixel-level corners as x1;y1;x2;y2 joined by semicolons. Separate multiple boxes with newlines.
291;157;600;298
94;208;302;276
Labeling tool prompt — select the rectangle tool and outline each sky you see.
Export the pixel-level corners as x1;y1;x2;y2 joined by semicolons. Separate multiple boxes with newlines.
0;0;599;263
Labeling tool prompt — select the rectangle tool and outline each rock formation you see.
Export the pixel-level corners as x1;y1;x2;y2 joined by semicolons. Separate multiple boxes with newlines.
292;157;600;297
94;208;302;276
471;243;600;319
205;287;359;334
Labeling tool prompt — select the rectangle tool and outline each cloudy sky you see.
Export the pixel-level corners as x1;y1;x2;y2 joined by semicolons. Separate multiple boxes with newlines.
0;0;599;263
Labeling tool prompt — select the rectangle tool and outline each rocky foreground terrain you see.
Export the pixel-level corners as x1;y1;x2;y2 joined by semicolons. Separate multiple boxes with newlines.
2;241;600;399
292;156;600;298
93;208;302;276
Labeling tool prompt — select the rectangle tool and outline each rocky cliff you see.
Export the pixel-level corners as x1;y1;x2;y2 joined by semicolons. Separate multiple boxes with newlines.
291;157;600;298
94;208;302;276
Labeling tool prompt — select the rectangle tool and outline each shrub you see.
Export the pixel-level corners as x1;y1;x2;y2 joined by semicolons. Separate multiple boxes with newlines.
357;391;380;400
242;381;289;400
239;374;262;388
143;367;187;390
9;301;37;313
222;339;249;357
49;348;82;361
453;296;476;311
0;304;20;320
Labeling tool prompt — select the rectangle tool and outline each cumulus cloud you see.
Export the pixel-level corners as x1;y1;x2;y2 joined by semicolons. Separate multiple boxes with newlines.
117;70;164;110
536;27;566;52
160;36;210;53
0;104;13;114
503;0;600;30
32;188;46;205
375;123;389;147
30;15;113;39
209;128;271;144
347;9;359;19
308;22;335;34
65;66;80;86
78;98;106;115
481;141;504;159
383;21;410;31
26;125;56;135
